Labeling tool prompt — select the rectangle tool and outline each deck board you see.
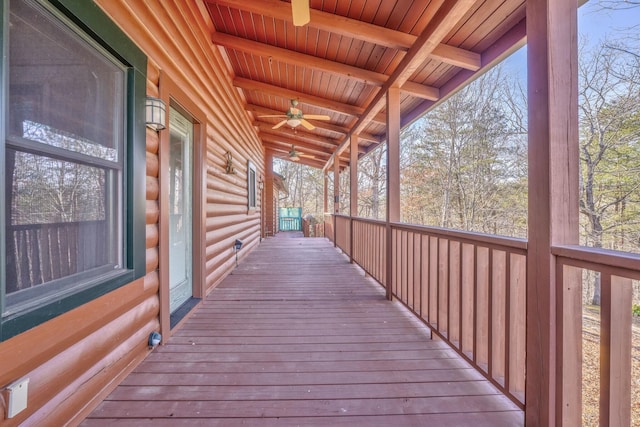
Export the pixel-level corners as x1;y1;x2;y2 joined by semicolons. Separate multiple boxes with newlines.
81;233;523;427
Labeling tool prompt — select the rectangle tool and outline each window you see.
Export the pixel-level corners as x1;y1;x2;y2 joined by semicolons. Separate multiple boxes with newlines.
248;161;257;209
0;0;147;340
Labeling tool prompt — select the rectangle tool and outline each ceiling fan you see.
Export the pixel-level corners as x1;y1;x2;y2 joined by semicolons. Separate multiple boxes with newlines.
259;99;330;130
291;0;310;26
288;145;315;162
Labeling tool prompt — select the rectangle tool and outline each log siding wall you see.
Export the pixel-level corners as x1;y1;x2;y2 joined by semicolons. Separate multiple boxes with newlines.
0;1;263;425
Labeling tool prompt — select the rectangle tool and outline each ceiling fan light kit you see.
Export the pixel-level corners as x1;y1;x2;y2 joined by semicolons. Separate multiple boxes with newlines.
258;99;330;131
287;144;315;162
287;118;302;127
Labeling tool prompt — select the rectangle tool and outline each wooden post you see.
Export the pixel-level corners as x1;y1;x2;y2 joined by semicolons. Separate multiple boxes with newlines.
333;159;339;246
350;135;359;263
385;87;401;301
333;158;340;214
323;172;328;238
264;151;275;238
526;0;579;425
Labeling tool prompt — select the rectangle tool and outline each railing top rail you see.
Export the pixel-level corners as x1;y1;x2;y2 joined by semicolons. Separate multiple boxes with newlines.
391;222;527;252
552;244;640;279
337;214;528;252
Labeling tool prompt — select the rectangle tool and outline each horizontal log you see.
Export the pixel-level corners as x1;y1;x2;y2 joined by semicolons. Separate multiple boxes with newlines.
146;176;159;201
146;152;159;178
146;247;158;274
0;276;148;386
146;224;158;249
146;200;159;225
25;297;159;426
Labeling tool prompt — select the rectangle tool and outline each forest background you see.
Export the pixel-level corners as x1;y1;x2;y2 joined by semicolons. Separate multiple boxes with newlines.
275;0;640;305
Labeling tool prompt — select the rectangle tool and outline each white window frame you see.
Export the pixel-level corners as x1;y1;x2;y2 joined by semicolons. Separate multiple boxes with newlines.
247;160;257;210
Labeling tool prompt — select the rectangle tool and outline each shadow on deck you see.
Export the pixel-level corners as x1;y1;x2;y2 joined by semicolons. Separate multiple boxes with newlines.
81;233;524;426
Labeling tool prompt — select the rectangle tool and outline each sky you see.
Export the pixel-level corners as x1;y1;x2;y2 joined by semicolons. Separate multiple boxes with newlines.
504;0;640;80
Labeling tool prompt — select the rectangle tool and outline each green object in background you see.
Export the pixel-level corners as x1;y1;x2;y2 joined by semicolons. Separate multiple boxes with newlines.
279;207;302;231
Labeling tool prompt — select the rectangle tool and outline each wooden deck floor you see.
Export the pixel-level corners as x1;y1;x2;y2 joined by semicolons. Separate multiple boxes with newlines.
81;233;523;427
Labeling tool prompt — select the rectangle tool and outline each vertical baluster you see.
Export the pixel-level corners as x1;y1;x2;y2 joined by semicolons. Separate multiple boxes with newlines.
600;273;632;427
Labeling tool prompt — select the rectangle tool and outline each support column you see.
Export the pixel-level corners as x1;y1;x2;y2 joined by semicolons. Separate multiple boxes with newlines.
350;135;359;263
526;0;579;425
264;151;275;237
323;172;328;238
385;86;401;301
333;159;339;246
386;87;401;223
333;158;340;214
350;135;359;217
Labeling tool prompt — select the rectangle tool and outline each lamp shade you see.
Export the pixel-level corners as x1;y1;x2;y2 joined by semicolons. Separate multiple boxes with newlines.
145;97;166;131
286;118;302;128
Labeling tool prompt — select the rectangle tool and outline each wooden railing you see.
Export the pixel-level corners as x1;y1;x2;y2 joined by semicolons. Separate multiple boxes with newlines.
334;215;351;253
328;213;640;420
324;213;334;241
552;244;640;427
331;214;527;407
302;218;324;237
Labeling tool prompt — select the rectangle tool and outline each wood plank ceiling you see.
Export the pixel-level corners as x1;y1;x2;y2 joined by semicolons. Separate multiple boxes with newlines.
205;0;526;169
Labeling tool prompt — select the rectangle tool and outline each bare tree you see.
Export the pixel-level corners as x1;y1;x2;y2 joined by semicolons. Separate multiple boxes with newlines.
578;40;640;304
400;66;528;236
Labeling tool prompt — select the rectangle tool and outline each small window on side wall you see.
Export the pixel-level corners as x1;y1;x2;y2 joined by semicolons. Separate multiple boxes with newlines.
248;161;257;209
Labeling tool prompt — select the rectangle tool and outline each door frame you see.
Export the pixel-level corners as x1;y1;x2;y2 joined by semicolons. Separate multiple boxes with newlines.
158;71;207;340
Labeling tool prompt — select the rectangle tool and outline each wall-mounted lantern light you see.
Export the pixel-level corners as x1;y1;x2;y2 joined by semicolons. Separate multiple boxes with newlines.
145;97;166;131
234;239;243;267
258;177;264;191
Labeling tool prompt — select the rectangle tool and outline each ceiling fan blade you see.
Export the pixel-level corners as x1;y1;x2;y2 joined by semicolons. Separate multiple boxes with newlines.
258;114;288;118
300;153;315;158
291;0;310;26
299;119;315;130
272;120;288;129
303;114;331;120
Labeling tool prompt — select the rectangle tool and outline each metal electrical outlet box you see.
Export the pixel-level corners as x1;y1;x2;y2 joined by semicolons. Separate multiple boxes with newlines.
7;378;29;418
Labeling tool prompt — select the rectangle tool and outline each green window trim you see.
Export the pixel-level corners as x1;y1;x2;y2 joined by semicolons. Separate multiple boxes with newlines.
0;0;147;340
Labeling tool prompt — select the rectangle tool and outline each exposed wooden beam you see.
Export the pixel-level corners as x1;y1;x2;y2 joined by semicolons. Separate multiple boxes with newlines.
260;133;335;157
234;77;386;124
208;0;413;50
430;44;481;71
324;0;478;171
257;122;368;155
400;19;527;128
214;33;440;99
212;32;387;86
265;142;348;169
402;81;440;101
209;0;481;71
256;122;341;150
263;141;331;159
268;148;330;169
261;137;350;166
